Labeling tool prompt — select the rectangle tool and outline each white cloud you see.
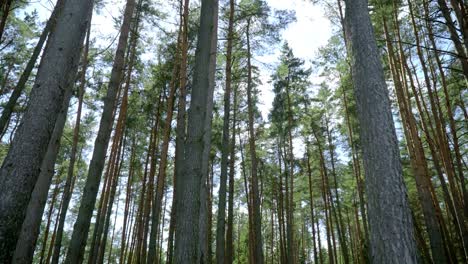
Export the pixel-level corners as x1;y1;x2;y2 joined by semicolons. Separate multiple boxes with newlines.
257;0;332;119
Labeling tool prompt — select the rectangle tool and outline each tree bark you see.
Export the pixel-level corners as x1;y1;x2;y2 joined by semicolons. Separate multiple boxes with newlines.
0;0;93;261
12;69;74;264
51;21;91;264
225;83;238;264
215;0;235;262
64;0;136;261
344;0;418;262
174;0;218;262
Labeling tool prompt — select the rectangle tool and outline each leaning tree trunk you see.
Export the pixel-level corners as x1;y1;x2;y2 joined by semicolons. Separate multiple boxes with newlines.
344;0;418;262
64;0;136;262
50;21;91;264
0;0;94;261
0;0;13;42
12;75;74;264
173;0;218;262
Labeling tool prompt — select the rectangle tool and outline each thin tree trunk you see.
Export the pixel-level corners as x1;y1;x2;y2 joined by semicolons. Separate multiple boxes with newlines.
0;0;13;42
325;122;350;264
0;0;63;136
147;33;180;264
119;139;136;264
383;16;449;263
65;0;136;261
226;83;238;264
38;182;61;264
245;17;264;264
436;0;468;80
97;135;126;264
216;0;235;261
305;143;319;264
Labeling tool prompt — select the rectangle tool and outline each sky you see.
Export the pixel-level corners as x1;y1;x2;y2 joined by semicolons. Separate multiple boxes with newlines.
25;0;332;119
258;0;332;118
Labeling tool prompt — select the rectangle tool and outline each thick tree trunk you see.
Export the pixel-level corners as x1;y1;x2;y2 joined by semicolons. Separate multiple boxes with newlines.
51;22;91;264
174;0;218;262
12;74;73;264
65;0;136;261
198;2;218;262
0;0;93;261
344;0;418;262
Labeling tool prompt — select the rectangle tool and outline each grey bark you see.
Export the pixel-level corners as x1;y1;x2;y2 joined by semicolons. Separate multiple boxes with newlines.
51;21;91;264
199;1;218;262
174;0;218;262
0;0;94;261
64;0;136;262
344;0;418;263
167;2;190;262
12;76;73;264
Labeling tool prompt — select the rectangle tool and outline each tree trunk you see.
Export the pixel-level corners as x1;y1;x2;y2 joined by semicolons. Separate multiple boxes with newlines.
305;143;319;264
147;27;180;264
198;2;218;262
12;70;74;264
65;0;136;261
344;0;418;262
215;0;235;262
174;0;218;262
436;0;468;80
383;16;449;264
0;0;93;260
245;17;264;264
38;181;61;264
0;0;13;42
166;1;190;263
0;2;58;135
119;139;136;264
51;21;91;264
225;82;238;264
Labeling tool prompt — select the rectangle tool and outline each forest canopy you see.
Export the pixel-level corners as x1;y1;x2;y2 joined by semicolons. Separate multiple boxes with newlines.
0;0;466;263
